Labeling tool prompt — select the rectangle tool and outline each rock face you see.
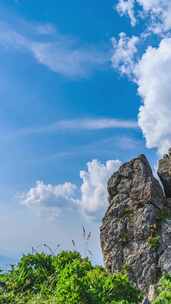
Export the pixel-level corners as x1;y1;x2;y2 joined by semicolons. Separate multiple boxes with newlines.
158;148;171;197
100;153;171;292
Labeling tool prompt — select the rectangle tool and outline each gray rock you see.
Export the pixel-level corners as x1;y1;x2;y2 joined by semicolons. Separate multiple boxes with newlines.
159;219;171;273
100;154;168;292
142;299;150;304
158;151;171;198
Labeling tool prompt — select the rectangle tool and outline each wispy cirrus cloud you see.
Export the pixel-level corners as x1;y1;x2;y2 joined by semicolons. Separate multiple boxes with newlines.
51;118;138;130
0;20;108;78
8;118;138;138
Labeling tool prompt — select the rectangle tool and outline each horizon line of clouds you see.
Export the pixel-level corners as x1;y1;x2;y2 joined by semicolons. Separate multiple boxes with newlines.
0;20;109;79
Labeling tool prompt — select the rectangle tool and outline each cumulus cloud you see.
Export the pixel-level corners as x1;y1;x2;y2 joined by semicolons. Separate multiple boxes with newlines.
135;38;171;155
112;0;171;155
111;32;139;78
21;159;121;221
78;159;122;220
112;33;171;154
116;0;171;34
0;21;108;78
20;181;78;219
116;0;136;26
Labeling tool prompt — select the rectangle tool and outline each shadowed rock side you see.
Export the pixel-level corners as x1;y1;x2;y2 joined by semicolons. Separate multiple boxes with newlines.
157;149;171;276
100;154;171;292
158;148;171;198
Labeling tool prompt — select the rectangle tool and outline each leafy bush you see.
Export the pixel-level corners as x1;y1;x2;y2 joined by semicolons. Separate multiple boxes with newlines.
0;251;142;304
85;267;140;304
9;253;55;293
53;251;83;273
152;274;171;304
55;256;93;304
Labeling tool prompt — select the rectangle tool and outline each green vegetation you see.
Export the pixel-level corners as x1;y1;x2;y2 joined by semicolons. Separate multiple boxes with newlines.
121;208;134;220
0;251;142;304
148;235;160;250
121;231;129;244
1;249;171;303
157;209;171;224
121;263;131;274
152;274;171;304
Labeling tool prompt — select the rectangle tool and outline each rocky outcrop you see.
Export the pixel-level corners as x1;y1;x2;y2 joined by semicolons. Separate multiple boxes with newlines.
158;148;171;198
100;153;171;293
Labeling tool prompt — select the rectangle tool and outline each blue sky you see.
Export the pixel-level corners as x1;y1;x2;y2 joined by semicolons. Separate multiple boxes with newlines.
0;0;166;266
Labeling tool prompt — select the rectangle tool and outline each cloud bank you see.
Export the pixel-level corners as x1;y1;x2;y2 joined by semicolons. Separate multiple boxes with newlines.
112;0;171;155
21;181;78;219
21;159;121;221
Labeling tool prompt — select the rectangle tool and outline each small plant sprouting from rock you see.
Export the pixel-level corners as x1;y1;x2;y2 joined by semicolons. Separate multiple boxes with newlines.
122;262;131;274
121;231;129;244
157;209;171;223
122;208;134;220
148;235;160;250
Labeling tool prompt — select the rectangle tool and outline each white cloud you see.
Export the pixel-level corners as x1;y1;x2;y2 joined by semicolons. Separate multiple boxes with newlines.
53;118;138;130
31;42;107;78
20;181;78;219
7;117;138;138
112;33;171;155
21;160;122;221
116;0;171;35
116;0;136;26
111;32;139;78
78;159;122;220
112;1;171;155
135;38;171;155
0;21;107;78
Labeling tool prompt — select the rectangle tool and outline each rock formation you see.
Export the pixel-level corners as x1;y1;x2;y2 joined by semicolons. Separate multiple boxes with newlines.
100;152;171;293
158;148;171;197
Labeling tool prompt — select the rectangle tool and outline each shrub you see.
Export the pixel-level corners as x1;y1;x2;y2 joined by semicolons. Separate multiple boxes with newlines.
85;267;142;304
0;250;142;304
55;257;93;304
152;274;171;304
52;251;83;273
7;253;55;294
